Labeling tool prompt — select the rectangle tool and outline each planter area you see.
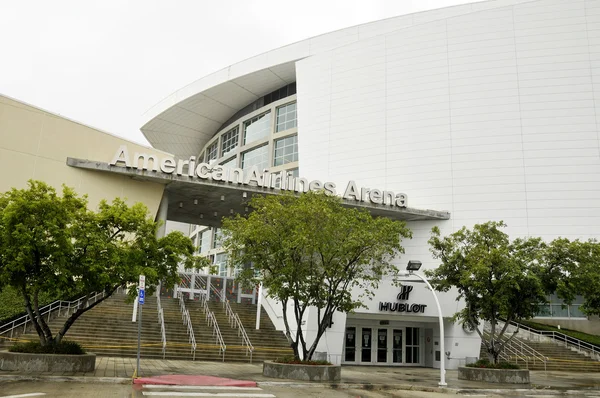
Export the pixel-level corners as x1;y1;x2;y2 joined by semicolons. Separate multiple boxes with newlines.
0;351;96;372
263;360;341;382
458;366;530;384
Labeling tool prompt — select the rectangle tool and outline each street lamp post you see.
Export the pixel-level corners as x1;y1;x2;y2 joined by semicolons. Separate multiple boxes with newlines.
398;260;447;387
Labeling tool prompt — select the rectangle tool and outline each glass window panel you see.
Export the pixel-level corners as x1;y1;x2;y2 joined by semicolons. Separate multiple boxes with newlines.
551;304;569;317
221;127;239;157
276;102;297;132
215;253;229;277
273;135;298;167
213;228;223;249
198;229;212;254
221;156;237;168
536;305;551;317
206;142;218;163
243;112;271;144
241;145;269;171
569;305;586;318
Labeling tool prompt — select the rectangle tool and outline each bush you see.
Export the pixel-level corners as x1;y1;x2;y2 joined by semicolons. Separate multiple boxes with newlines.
466;359;520;369
9;340;86;355
275;356;332;366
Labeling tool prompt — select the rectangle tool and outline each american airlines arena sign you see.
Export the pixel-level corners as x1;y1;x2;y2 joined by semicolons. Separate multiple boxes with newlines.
110;146;408;208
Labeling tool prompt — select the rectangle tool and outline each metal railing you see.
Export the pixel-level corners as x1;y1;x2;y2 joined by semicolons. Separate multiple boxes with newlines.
506;320;600;359
199;292;226;361
156;294;167;359
178;294;197;360
224;299;254;363
482;327;548;372
0;291;107;342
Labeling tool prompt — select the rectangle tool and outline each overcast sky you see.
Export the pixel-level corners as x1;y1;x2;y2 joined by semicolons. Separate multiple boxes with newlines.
0;0;475;146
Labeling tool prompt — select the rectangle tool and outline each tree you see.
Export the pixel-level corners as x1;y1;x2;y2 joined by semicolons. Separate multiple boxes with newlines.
222;191;411;360
544;238;600;317
0;180;206;347
426;221;548;364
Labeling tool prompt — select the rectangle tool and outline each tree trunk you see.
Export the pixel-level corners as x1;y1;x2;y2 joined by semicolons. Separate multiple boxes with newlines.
280;298;300;360
21;285;46;346
55;287;118;344
33;289;54;345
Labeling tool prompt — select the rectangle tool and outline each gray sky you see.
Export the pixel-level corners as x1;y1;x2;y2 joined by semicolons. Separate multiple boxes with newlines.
0;0;474;145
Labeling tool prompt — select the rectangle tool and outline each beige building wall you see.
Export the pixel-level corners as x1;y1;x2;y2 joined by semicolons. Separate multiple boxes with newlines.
0;94;169;216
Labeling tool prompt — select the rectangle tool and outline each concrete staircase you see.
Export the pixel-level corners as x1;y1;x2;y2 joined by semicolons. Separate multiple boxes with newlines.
184;299;293;362
13;293;293;362
15;294;193;360
479;336;600;372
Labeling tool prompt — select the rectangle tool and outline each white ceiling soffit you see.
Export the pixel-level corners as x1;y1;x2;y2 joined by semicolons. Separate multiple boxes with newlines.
140;0;534;159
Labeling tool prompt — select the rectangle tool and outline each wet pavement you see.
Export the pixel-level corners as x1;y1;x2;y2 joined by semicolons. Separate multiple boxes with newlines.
1;357;600;396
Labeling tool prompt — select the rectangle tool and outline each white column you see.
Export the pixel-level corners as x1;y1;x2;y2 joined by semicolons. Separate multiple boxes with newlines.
255;283;263;330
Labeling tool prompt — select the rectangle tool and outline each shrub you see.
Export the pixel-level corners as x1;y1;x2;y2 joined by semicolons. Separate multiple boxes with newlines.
466;359;520;369
9;340;86;355
275;356;332;366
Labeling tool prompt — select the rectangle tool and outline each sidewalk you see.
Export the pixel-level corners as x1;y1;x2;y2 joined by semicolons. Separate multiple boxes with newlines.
1;356;600;394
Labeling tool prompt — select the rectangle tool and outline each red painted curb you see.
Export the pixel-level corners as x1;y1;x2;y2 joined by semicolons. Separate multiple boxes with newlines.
133;374;257;387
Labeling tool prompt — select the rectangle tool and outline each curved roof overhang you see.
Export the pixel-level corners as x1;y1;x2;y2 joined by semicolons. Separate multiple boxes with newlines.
140;59;300;159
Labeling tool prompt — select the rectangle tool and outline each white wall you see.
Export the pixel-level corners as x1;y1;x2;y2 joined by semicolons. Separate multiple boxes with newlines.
293;0;600;367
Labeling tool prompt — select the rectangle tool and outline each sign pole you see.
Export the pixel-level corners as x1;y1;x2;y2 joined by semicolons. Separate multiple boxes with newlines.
136;275;146;377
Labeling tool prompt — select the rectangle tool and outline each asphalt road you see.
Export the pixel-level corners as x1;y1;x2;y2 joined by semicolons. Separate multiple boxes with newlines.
0;381;461;398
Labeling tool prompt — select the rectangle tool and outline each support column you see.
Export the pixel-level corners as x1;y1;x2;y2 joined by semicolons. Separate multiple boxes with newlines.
155;193;169;297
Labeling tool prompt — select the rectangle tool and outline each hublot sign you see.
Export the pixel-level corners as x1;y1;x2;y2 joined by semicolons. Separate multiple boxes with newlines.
379;285;427;314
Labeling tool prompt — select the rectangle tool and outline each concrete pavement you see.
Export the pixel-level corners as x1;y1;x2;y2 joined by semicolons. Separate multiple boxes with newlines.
1;356;600;395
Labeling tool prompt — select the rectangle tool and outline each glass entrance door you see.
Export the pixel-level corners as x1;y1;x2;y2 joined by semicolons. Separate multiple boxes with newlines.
377;329;388;363
406;327;420;364
361;328;372;362
392;329;403;363
344;327;356;362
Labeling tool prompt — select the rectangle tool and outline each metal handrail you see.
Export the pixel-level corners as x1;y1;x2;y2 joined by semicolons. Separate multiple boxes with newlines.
0;291;107;341
210;283;225;303
199;292;226;361
482;328;548;372
178;294;197;360
224;299;254;363
506;320;600;358
156;294;167;359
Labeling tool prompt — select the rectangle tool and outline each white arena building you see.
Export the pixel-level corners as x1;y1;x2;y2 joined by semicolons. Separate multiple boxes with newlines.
1;0;599;369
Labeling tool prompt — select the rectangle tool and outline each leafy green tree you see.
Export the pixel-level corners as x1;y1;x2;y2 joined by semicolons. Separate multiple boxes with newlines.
0;180;206;346
544;238;600;316
222;191;411;360
426;221;548;364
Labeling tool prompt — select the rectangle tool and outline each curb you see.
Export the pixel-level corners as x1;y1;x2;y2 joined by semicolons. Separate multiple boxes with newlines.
0;374;131;384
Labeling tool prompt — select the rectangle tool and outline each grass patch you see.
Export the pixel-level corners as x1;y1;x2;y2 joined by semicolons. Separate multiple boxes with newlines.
466;359;520;369
9;340;86;355
518;320;600;348
275;356;332;365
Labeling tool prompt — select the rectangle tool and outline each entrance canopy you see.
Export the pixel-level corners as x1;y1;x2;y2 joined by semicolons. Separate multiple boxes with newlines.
67;158;450;227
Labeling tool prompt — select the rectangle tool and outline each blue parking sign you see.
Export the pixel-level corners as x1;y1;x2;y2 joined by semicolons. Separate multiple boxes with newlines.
139;289;145;305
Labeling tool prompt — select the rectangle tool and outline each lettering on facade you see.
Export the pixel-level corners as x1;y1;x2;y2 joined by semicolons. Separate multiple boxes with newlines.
379;285;427;314
109;145;408;208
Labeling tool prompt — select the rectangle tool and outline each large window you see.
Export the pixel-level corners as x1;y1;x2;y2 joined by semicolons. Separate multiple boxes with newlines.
243;112;271;144
221;127;239;157
206;142;218;163
198;229;211;254
241;145;269;171
276;102;297;132
536;295;586;318
212;228;223;249
273;135;298;166
215;253;229;277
